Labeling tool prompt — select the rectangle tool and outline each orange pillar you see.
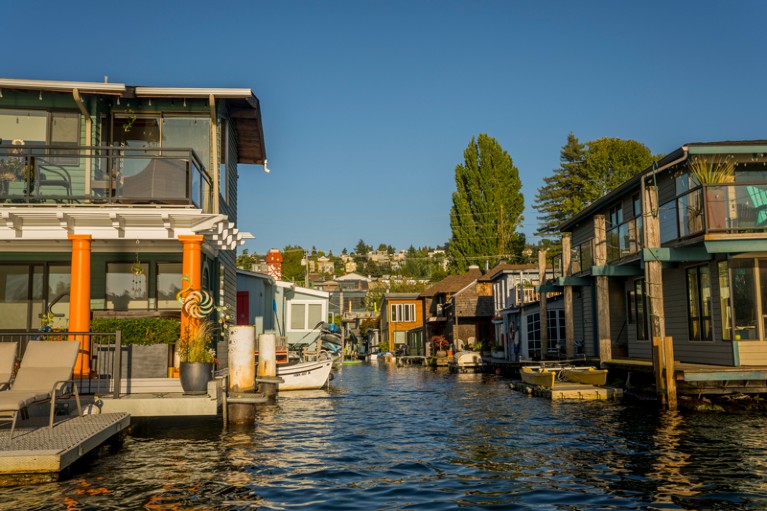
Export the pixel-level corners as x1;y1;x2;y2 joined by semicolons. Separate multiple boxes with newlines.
179;235;204;343
68;234;92;376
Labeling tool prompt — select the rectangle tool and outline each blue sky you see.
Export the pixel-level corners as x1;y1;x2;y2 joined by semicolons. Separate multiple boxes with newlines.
5;1;765;255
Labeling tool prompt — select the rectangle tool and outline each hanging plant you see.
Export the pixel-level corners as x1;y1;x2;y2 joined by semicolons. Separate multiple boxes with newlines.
688;155;736;184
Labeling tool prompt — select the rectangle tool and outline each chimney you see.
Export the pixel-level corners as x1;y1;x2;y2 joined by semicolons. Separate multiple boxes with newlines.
266;249;283;280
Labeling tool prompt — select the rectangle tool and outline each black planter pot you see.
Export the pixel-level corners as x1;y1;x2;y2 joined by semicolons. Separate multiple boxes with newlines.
179;362;213;395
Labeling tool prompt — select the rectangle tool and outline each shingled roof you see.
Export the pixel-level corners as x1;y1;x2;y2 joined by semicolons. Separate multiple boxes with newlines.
420;267;484;297
477;263;538;282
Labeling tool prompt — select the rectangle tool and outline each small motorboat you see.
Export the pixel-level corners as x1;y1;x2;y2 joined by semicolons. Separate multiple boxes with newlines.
560;366;608;386
449;351;484;373
276;356;333;391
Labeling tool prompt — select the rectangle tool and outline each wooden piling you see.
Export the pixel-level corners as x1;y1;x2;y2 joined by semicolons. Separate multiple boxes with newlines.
228;325;257;423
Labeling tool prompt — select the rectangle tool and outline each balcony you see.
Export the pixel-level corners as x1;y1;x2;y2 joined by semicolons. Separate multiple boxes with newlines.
660;183;767;243
606;217;642;263
0;145;213;212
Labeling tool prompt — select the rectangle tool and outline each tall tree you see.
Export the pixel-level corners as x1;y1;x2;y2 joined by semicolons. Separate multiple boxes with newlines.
535;134;656;238
534;133;586;237
448;134;525;272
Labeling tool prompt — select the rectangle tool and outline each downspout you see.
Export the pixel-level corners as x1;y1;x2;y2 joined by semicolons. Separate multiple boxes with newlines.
209;94;219;213
72;89;92;194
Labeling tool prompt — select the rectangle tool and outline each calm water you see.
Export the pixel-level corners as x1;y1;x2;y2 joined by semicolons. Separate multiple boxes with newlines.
4;363;767;510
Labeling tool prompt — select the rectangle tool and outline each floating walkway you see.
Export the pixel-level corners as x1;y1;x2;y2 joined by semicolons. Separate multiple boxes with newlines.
510;381;623;401
0;412;129;477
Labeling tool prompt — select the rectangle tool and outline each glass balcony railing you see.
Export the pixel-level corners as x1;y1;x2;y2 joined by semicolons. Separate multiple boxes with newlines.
606;217;642;263
660;183;767;242
0;145;213;212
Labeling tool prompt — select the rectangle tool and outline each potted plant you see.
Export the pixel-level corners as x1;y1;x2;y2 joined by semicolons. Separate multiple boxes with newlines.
687;155;735;231
178;319;216;395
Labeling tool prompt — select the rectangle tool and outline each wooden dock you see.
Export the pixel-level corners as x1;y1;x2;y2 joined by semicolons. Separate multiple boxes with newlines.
0;412;129;477
510;381;623;401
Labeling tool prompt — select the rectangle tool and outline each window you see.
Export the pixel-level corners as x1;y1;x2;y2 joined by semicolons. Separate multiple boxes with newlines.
633;279;648;341
686;265;712;341
0;263;70;331
390;303;416;322
718;261;731;341
607;204;623;228
731;259;757;340
106;262;149;310
527;312;541;356
547;310;566;353
0;109;80;164
157;263;182;309
289;301;325;331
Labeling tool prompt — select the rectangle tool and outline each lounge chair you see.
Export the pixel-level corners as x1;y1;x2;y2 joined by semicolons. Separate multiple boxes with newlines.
0;342;18;391
0;341;82;438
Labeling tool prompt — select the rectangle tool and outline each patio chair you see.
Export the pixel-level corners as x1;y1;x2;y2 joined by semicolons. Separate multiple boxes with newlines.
746;186;767;226
0;341;82;438
0;342;18;391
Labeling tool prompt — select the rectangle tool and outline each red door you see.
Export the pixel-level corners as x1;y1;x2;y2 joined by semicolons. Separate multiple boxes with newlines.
236;291;250;325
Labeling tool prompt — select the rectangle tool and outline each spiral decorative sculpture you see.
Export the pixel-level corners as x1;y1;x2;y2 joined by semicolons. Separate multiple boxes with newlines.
176;276;214;319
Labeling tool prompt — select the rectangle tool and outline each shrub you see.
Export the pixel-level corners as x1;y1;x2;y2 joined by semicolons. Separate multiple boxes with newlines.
90;317;180;345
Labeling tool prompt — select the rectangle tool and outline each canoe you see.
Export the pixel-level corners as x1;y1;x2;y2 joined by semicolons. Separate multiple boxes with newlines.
561;367;608;386
519;366;557;389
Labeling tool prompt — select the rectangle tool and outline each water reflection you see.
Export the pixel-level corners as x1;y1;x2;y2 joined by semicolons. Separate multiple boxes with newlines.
2;364;767;510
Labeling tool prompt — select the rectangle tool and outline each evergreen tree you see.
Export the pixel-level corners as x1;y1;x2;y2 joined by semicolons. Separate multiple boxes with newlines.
448;134;525;272
534;133;586;237
535;134;656;239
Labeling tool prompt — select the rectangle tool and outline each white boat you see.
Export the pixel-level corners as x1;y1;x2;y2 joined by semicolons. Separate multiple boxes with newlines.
277;357;333;391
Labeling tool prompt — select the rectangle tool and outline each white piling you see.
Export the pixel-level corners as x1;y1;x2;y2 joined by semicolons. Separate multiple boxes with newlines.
228;325;256;423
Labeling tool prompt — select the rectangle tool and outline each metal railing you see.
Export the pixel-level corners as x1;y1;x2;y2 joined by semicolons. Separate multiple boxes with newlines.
0;145;213;211
0;331;122;398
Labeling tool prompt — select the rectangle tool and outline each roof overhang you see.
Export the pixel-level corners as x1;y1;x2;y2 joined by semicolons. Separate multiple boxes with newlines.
0;207;252;254
0;78;267;165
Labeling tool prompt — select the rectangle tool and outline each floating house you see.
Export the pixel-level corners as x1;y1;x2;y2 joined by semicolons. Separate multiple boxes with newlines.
0;77;265;373
558;140;767;394
380;292;424;355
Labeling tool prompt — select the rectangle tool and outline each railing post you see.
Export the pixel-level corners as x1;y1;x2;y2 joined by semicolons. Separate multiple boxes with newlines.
112;330;122;399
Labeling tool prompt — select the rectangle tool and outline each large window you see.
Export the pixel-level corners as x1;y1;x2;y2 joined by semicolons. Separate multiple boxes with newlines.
219;119;229;203
289;301;325;331
686;265;712;341
527;312;541;356
719;261;731;341
157;263;182;309
632;279;648;341
547;309;566;353
106;262;149;310
731;259;757;340
390;303;416;323
0;263;70;331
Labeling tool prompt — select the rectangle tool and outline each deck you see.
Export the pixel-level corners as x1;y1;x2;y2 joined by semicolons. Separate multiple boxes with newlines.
510;380;624;401
0;412;129;478
98;376;226;417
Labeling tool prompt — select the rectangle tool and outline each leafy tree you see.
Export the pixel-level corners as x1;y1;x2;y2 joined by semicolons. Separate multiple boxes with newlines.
535;134;656;239
235;249;258;270
281;245;307;283
448;134;525;272
354;239;370;256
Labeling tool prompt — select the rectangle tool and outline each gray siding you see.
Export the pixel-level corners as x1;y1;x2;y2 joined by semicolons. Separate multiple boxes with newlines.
571;220;594;247
665;262;734;366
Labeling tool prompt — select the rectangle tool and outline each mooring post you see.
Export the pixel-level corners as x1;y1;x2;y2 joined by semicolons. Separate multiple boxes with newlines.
258;333;279;404
228;325;256;424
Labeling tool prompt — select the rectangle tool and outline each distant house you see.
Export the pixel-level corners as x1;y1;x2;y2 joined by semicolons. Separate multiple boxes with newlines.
236;269;329;345
487;263;556;361
420;266;493;352
380;293;424;355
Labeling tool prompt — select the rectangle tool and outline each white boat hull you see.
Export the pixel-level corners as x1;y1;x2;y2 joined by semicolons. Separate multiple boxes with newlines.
277;358;333;391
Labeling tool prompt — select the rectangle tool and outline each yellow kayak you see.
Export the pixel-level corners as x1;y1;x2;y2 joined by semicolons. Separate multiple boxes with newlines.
561;367;607;386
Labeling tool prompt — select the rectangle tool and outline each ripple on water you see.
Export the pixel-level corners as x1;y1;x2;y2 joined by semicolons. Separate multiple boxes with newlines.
3;365;767;510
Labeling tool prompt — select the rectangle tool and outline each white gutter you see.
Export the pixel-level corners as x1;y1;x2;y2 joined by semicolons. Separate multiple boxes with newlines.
0;78;125;95
134;87;254;99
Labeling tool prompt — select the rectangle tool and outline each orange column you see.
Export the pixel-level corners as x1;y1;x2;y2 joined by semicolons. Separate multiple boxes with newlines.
179;235;204;342
68;234;92;376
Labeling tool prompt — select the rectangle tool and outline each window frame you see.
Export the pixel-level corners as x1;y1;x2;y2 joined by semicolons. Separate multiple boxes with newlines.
390;303;416;323
287;300;327;332
686;264;713;342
